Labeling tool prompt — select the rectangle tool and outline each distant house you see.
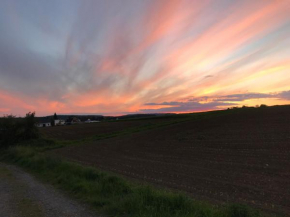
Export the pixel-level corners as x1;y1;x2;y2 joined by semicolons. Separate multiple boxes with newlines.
54;119;65;126
35;116;52;127
36;122;51;127
71;117;81;124
85;119;100;123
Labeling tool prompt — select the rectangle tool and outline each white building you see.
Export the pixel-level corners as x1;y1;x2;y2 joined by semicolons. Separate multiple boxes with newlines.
54;119;65;126
85;119;100;123
36;122;51;127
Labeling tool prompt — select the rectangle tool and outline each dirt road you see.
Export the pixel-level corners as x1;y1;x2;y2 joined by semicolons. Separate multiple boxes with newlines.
0;163;101;217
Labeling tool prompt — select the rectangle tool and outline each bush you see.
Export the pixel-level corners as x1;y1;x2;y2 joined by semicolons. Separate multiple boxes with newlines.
260;104;267;108
0;112;39;148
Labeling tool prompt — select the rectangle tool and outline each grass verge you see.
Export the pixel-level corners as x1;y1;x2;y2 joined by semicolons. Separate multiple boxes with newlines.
1;146;261;217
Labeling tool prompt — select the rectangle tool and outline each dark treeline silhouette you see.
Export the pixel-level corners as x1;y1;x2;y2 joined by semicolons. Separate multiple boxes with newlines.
228;104;268;110
0;112;39;148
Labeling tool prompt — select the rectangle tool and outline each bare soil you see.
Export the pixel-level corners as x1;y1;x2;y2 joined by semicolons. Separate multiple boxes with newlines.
40;116;181;140
52;106;290;216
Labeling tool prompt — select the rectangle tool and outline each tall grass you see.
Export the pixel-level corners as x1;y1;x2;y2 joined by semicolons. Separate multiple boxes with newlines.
1;146;261;217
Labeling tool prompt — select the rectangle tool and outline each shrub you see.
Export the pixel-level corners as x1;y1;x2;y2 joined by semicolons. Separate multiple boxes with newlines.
0;114;19;147
260;104;267;108
0;112;39;148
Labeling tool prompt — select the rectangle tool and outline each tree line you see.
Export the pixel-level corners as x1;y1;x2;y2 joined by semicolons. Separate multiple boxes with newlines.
0;112;39;148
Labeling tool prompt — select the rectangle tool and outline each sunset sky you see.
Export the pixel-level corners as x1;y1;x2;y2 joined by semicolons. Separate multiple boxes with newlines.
0;0;290;116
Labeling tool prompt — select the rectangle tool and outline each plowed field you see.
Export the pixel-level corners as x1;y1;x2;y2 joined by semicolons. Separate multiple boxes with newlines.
40;115;186;140
52;106;290;215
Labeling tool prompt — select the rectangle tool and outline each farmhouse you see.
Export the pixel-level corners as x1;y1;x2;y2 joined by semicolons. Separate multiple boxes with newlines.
36;116;52;127
71;117;81;124
85;119;91;123
54;119;65;126
36;122;51;127
85;119;100;123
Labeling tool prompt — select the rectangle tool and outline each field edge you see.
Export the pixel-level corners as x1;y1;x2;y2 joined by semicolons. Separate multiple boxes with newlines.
0;145;266;217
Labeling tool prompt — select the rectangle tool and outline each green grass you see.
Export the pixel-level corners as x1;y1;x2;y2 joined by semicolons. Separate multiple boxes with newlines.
1;146;261;217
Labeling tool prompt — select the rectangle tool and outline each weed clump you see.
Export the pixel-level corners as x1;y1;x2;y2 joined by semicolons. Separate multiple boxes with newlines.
227;204;260;217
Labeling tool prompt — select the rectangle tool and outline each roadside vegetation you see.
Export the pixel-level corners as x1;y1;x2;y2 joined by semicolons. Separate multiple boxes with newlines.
0;112;39;148
1;146;261;217
0;108;278;217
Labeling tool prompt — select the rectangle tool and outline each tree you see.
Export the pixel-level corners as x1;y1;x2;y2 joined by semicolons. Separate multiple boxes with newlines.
22;112;39;140
260;104;267;108
0;112;39;148
0;114;18;147
53;113;58;120
50;117;55;127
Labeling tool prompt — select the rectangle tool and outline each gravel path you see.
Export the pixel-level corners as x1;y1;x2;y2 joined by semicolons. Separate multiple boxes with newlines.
0;163;102;217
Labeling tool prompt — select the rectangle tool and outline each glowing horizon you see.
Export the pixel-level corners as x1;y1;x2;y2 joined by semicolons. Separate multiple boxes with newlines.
0;0;290;116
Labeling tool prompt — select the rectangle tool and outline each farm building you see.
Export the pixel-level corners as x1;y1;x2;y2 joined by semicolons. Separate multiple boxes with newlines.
71;117;81;124
36;116;52;127
54;119;65;126
85;119;100;123
36;122;51;127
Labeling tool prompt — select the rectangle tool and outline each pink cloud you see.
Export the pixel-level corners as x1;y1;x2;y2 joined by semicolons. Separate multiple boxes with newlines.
1;0;290;116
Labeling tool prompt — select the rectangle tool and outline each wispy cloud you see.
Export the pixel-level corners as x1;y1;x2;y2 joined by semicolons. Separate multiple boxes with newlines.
143;90;290;113
277;90;290;100
0;0;290;115
141;101;237;113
